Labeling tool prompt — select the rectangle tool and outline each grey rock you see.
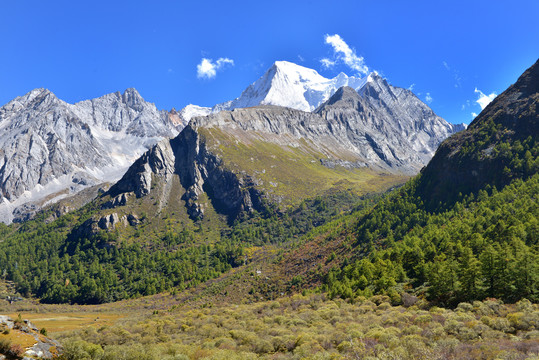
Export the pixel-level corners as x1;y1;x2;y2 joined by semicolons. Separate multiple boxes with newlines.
0;315;61;359
98;213;120;230
102;192;131;209
0;88;182;223
127;214;140;226
109;125;263;221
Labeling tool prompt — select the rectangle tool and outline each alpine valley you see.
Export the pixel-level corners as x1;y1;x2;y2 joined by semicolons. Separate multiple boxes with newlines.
0;59;537;360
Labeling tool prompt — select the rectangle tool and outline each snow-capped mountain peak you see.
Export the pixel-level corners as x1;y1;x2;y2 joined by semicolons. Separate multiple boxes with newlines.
209;60;372;115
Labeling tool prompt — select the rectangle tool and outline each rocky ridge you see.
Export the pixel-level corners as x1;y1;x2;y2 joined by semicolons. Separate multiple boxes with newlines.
106;73;466;221
0;88;182;223
416;58;539;208
0;315;60;359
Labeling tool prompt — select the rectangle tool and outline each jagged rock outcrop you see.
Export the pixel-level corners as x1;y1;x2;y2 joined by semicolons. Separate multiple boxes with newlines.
98;213;122;230
102;192;132;209
109;124;265;221
0;88;181;223
71;211;140;239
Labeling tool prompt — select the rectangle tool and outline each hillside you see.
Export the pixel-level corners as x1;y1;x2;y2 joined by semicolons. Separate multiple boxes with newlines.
416;58;539;210
273;59;539;307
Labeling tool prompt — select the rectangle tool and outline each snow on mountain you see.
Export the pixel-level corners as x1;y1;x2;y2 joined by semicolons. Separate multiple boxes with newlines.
211;61;369;113
0;88;181;223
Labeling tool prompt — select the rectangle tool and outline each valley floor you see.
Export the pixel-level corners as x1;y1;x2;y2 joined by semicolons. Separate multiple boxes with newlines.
1;292;538;360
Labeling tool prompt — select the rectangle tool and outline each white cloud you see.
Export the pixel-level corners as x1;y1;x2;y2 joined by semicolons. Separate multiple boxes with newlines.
323;34;369;75
408;83;416;91
442;61;450;71
442;61;462;88
425;93;433;104
297;55;305;62
471;112;478;118
320;58;336;69
196;57;234;79
474;88;496;110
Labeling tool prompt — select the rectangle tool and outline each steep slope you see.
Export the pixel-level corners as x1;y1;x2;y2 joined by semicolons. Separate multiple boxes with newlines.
108;105;408;223
316;78;458;173
0;88;181;223
416;58;539;209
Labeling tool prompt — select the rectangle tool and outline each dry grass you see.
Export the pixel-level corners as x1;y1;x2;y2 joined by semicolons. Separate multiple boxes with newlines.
7;312;124;335
0;329;37;348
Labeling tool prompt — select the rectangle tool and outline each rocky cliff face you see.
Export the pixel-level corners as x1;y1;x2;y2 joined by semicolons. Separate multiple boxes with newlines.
108;124;264;221
316;75;461;173
0;88;181;223
416;58;539;209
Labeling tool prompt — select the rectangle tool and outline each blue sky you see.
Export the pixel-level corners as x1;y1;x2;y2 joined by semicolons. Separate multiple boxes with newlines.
0;0;537;125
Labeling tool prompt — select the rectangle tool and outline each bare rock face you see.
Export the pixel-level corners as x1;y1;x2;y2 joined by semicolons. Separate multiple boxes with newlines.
98;213;121;230
102;192;132;209
108;125;264;221
0;88;181;223
72;211;137;239
0;315;61;359
316;80;460;173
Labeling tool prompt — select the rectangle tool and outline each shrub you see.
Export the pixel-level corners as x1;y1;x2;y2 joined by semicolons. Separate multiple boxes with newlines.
7;343;25;359
456;302;473;312
507;312;534;331
0;338;12;353
61;339;104;360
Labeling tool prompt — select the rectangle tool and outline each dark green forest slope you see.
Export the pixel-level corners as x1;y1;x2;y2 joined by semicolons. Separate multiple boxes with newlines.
0;187;367;304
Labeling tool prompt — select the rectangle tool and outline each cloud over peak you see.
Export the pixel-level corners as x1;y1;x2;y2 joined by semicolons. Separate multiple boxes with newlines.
474;88;496;110
321;34;369;75
197;57;234;79
470;88;496;119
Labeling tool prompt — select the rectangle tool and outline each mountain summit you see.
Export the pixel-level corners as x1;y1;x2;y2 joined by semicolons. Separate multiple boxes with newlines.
0;88;182;223
180;61;372;121
212;61;369;113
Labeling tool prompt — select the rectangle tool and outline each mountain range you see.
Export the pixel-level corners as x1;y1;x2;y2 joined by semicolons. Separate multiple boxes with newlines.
0;55;536;360
0;88;183;223
0;61;465;223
